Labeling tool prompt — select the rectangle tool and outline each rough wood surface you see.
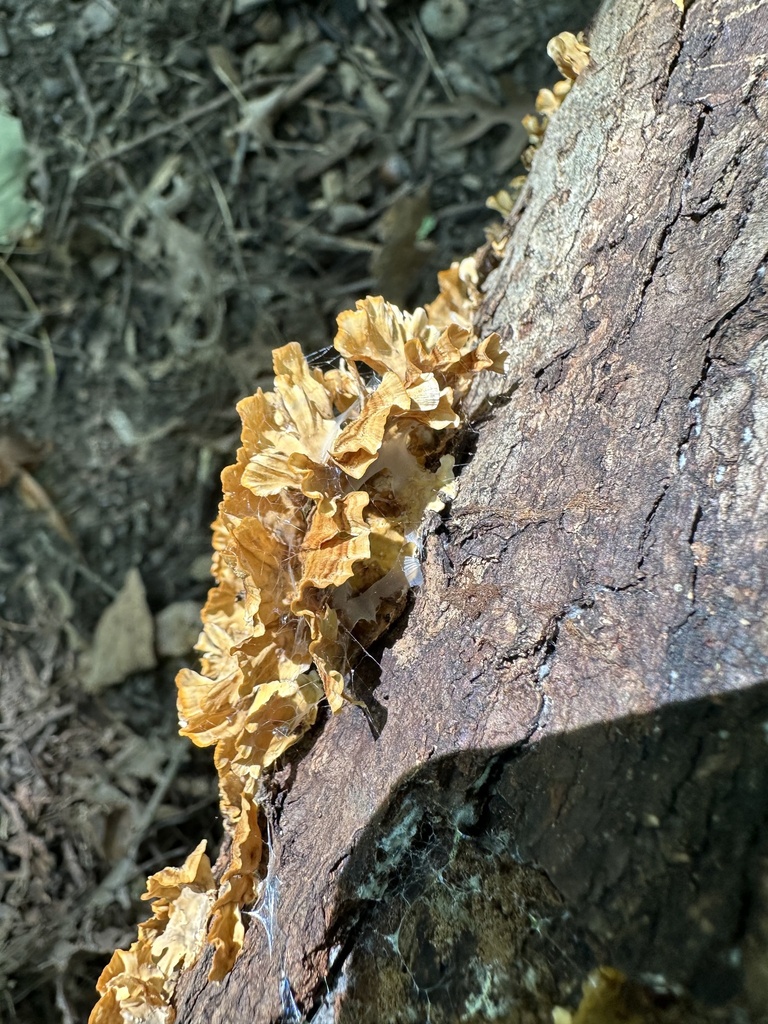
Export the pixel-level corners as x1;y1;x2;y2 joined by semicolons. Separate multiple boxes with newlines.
174;0;768;1020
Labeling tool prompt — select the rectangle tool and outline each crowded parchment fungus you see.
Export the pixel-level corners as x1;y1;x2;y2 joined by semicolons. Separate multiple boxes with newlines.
486;31;591;223
90;30;593;1024
523;31;591;160
90;264;505;1023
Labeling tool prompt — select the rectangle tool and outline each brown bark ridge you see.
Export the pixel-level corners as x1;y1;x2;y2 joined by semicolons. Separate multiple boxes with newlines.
174;0;768;1021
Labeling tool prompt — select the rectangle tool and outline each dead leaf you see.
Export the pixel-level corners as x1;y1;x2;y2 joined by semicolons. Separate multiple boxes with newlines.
17;469;78;547
82;568;157;693
155;601;201;658
371;189;433;307
0;432;43;486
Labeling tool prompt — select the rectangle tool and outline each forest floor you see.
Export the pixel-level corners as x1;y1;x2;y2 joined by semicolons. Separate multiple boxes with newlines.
0;1;598;1020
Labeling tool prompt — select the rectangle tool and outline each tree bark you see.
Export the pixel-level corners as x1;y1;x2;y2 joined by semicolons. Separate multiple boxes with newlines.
174;0;768;1020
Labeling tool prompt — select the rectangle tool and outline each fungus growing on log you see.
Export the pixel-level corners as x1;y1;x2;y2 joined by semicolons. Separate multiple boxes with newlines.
90;263;505;1023
523;31;592;163
89;29;597;1024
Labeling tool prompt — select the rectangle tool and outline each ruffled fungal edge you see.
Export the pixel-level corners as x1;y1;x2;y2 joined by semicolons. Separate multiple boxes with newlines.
89;258;505;1024
89;29;595;1021
485;31;591;246
89;30;595;1020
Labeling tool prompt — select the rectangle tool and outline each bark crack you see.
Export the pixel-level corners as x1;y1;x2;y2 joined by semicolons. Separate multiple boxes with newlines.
669;503;703;639
658;0;691;107
637;484;671;573
634;103;709;326
702;264;764;346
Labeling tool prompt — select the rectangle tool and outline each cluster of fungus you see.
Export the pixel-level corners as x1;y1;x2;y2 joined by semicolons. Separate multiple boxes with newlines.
522;31;591;162
90;264;505;1023
90;30;592;1023
486;31;591;223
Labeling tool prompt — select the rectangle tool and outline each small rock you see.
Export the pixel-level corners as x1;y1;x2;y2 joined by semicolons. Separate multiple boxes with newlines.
155;601;202;658
329;202;368;232
380;153;411;188
106;408;136;446
89;251;120;281
78;0;118;42
420;0;470;42
41;77;69;101
29;21;56;39
253;9;282;42
234;0;270;12
190;553;214;582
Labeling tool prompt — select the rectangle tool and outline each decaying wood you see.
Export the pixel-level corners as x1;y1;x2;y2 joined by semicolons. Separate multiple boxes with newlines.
174;0;768;1020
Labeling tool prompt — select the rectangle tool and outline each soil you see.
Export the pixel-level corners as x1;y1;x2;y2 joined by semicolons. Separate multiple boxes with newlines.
0;1;599;1020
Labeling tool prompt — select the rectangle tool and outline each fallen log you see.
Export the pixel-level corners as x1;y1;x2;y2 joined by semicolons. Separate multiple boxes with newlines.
173;0;768;1019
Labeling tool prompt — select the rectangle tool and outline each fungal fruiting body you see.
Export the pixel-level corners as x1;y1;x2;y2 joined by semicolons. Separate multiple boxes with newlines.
89;842;217;1024
90;264;505;1023
485;31;591;255
89;29;594;1021
522;31;591;164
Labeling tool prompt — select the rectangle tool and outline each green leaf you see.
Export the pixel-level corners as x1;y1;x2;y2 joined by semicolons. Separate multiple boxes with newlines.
415;214;437;242
0;111;37;245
